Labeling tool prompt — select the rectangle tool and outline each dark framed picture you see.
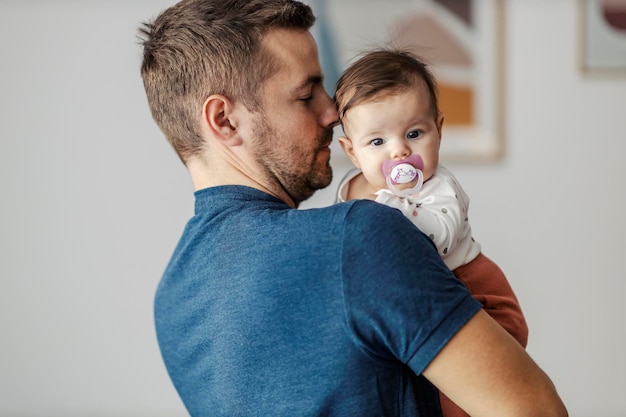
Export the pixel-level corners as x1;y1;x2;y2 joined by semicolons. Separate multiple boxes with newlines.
580;0;626;76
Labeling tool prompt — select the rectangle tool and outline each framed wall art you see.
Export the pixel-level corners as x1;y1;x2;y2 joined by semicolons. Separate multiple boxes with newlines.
580;0;626;76
313;0;506;164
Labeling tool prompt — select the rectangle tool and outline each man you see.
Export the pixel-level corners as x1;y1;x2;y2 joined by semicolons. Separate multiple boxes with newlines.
139;1;568;416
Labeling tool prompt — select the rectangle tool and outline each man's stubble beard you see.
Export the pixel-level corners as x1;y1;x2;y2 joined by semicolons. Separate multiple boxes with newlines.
251;115;334;206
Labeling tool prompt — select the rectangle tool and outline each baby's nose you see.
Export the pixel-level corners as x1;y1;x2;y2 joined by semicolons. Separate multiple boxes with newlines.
391;142;411;159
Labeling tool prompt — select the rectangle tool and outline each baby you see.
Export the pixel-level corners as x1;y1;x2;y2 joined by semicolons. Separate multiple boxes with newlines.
334;49;529;417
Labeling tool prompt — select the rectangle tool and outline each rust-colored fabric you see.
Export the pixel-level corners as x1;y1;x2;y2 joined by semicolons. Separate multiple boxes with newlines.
439;252;529;417
439;394;472;417
452;252;528;347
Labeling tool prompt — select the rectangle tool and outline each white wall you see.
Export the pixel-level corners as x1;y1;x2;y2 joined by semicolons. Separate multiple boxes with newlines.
1;1;624;416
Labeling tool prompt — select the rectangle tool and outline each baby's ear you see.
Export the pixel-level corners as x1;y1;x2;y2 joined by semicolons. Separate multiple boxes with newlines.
338;136;360;168
436;113;445;137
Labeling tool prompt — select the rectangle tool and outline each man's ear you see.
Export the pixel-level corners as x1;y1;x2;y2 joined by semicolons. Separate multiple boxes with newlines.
338;136;360;169
202;94;242;146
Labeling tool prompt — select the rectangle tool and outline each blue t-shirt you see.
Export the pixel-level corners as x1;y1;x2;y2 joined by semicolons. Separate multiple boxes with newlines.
155;186;481;417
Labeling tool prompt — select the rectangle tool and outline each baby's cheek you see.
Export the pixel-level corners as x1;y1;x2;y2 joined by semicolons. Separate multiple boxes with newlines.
364;167;386;189
423;166;437;182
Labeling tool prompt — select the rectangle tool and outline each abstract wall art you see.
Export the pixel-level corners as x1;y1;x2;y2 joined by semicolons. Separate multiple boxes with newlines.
317;0;506;163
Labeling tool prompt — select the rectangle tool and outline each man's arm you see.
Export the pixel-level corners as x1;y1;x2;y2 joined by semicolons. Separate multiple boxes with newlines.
423;309;567;417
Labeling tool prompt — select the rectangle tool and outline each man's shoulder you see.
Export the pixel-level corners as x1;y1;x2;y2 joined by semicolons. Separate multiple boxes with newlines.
336;199;433;246
296;200;413;241
315;199;407;223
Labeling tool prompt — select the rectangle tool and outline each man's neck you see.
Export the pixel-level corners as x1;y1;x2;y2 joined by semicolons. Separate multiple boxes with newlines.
186;155;296;208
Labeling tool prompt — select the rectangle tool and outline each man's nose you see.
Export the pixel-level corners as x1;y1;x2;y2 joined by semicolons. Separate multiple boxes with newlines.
321;91;339;128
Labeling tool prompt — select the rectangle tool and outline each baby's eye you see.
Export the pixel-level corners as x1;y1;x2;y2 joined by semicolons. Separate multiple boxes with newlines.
370;138;384;146
407;130;422;139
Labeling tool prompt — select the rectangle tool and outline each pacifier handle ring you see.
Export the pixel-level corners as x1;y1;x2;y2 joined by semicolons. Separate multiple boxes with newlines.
385;169;423;197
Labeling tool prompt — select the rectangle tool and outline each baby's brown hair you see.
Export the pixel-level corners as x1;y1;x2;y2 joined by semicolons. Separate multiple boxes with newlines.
334;49;440;126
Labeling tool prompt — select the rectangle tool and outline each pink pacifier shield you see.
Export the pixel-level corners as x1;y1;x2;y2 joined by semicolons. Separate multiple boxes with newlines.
381;155;425;197
382;155;424;184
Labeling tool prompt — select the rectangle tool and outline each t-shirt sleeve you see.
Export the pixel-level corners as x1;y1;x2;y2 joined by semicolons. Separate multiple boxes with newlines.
340;201;482;374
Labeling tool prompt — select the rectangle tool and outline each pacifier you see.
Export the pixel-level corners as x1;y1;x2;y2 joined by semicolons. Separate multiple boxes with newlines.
381;154;424;197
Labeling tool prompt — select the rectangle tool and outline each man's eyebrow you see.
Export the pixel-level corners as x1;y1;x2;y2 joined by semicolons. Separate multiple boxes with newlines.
293;75;324;92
